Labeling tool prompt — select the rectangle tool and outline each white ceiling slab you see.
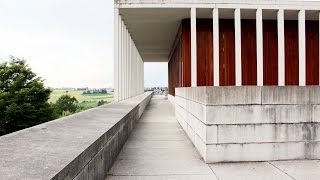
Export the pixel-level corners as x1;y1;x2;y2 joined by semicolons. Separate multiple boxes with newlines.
120;8;190;62
120;7;319;62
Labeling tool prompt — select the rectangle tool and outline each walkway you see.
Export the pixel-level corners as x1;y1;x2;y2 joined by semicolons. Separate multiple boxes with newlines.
107;96;320;180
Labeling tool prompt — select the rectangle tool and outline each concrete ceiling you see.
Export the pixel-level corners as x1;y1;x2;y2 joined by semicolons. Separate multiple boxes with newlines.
120;8;190;62
120;8;319;62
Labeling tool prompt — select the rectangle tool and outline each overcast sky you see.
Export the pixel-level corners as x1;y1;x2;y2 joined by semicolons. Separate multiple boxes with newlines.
0;0;167;88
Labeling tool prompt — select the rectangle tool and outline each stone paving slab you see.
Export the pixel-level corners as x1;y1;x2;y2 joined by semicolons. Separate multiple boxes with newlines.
270;160;320;180
108;175;218;180
107;95;317;180
210;162;293;180
110;159;213;176
118;147;200;160
123;139;194;149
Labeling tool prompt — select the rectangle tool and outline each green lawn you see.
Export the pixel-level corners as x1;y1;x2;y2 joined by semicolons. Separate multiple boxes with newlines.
49;89;114;110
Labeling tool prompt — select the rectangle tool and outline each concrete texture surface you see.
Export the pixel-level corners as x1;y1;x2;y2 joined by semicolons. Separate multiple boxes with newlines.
175;86;320;163
107;95;318;180
0;92;152;180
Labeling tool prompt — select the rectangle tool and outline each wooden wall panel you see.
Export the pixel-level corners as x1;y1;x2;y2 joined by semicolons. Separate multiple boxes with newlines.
197;19;213;86
285;20;299;85
168;19;319;95
181;20;191;87
306;20;319;85
241;19;257;85
219;19;236;86
263;20;278;85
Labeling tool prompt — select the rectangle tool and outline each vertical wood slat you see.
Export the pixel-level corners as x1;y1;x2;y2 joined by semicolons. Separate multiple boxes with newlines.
220;19;236;86
306;20;319;85
197;19;213;86
263;20;278;85
241;19;257;85
285;20;299;85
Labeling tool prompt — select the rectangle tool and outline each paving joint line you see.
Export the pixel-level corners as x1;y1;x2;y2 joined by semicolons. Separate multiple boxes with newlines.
268;162;296;180
208;165;220;180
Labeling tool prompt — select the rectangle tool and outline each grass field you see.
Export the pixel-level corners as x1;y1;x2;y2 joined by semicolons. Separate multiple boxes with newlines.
49;89;114;110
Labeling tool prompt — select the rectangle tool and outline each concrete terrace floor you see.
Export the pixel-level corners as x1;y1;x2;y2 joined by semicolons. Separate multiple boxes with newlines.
107;95;320;180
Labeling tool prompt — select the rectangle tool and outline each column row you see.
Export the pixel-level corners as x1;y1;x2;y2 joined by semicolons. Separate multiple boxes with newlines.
190;8;317;87
114;8;144;102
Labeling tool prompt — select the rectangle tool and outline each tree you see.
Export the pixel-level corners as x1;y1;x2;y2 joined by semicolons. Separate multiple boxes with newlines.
54;95;78;116
0;57;57;135
97;100;105;106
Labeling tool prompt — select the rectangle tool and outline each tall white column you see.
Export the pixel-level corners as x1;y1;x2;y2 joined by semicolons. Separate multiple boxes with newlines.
128;36;132;98
121;21;126;99
299;10;306;86
123;27;126;99
235;8;242;86
119;20;123;101
114;8;119;102
277;9;285;86
213;8;220;86
191;7;197;87
126;28;129;98
256;8;263;86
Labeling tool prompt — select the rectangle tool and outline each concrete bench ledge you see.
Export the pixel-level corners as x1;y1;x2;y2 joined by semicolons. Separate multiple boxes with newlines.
176;86;320;105
0;92;152;180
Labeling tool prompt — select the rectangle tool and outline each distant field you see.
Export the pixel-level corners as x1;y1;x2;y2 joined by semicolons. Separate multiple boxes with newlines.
49;89;114;110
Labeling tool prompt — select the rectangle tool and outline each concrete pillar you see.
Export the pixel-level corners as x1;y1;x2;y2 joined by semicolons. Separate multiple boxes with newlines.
128;36;132;98
277;9;285;86
126;28;129;98
122;21;126;99
299;10;306;86
235;8;242;86
123;27;126;100
119;20;123;101
191;7;197;87
114;8;119;102
213;8;220;86
256;8;263;86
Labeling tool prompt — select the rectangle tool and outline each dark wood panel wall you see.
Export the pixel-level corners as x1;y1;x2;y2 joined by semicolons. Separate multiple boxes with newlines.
219;19;236;86
263;20;279;85
197;20;214;86
168;20;191;96
285;20;299;85
168;19;319;96
306;21;319;85
241;19;257;85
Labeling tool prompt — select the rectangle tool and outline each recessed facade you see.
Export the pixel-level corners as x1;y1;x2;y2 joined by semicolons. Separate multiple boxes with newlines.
114;0;320;163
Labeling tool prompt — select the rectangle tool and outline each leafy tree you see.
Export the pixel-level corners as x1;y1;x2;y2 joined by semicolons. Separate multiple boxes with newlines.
54;95;78;116
0;57;57;135
97;100;105;106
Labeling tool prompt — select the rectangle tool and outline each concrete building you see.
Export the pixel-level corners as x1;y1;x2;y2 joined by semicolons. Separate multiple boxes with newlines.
1;1;320;179
114;0;320;163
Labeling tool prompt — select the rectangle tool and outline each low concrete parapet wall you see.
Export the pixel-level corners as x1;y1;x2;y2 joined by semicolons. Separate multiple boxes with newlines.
175;86;320;163
0;92;152;180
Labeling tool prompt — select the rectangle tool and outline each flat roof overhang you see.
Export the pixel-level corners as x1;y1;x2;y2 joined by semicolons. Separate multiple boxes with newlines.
119;7;319;62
